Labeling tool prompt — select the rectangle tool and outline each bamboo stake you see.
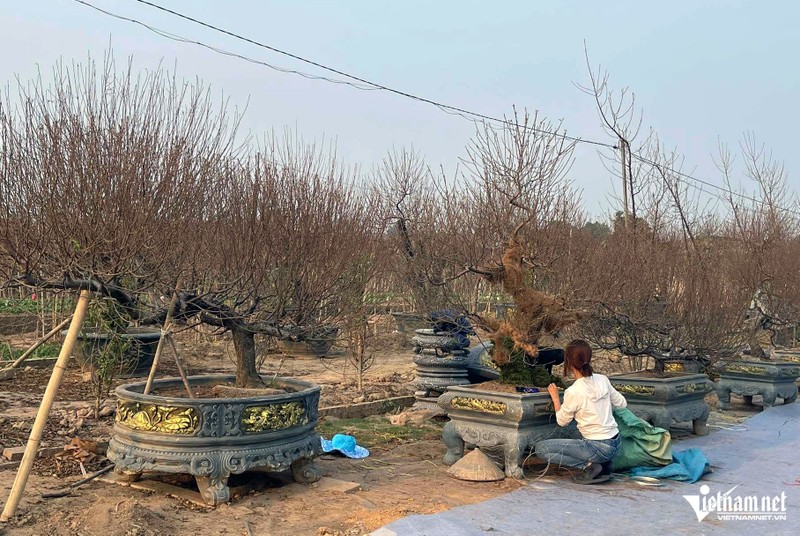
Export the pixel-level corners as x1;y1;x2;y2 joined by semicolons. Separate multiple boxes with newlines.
167;335;193;398
40;464;115;499
1;290;91;522
5;315;73;370
143;284;181;395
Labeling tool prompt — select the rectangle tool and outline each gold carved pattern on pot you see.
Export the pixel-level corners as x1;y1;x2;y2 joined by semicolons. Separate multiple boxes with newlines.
116;401;199;434
614;384;656;396
450;397;507;414
774;353;800;363
241;402;307;433
724;364;767;375
676;382;708;394
663;362;685;373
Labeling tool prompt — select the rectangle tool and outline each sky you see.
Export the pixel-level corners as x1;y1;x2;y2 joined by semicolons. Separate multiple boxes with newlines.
2;0;798;218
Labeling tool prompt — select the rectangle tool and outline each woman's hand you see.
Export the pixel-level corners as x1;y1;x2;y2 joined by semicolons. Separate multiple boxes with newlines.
547;383;561;412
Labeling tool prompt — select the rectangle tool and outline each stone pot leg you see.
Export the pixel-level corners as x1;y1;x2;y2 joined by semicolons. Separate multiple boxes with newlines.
761;387;777;408
442;421;465;466
693;418;708;436
692;403;710;436
502;436;525;480
647;410;672;431
195;474;230;506
716;383;732;410
784;390;798;404
291;457;322;484
113;468;142;483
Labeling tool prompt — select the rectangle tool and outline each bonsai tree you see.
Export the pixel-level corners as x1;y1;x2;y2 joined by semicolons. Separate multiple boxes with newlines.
382;111;582;387
0;55;384;389
474;234;577;387
169;141;383;387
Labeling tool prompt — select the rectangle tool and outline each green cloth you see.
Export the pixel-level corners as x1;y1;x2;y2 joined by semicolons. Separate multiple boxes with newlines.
611;408;673;471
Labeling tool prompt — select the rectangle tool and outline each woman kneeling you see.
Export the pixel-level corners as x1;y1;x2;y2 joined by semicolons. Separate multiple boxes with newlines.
536;339;627;484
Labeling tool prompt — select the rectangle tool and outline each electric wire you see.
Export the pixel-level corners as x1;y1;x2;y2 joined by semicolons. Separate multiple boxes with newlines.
122;0;617;149
73;0;799;216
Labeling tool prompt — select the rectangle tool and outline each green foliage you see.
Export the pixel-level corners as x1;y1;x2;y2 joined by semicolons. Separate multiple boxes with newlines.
0;297;73;314
83;297;133;417
364;291;398;305
316;415;443;448
494;336;565;388
0;342;62;361
582;220;612;239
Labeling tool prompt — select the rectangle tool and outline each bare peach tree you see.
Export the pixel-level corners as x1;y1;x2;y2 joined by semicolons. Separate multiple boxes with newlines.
176;137;384;386
0;55;239;325
716;134;800;353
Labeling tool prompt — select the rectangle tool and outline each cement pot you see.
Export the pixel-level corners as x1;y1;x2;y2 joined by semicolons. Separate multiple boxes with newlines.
412;329;471;412
716;359;799;409
608;371;714;435
0;313;39;335
107;374;322;505
438;385;578;479
278;338;336;358
390;312;428;334
71;327;161;377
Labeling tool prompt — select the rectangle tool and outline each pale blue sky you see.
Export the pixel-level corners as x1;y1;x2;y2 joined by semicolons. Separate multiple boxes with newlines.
3;1;798;217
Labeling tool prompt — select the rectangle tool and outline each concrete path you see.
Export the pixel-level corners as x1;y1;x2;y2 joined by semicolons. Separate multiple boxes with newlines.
374;403;800;536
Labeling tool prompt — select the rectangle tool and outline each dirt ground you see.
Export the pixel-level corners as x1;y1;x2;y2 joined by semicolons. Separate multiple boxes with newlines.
0;329;761;535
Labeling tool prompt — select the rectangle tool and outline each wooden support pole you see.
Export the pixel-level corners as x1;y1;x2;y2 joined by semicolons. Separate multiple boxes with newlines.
167;335;194;399
5;315;73;370
143;284;180;395
620;138;630;230
1;290;91;522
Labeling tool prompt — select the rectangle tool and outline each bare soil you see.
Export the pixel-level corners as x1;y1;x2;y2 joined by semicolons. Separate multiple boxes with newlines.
0;329;758;535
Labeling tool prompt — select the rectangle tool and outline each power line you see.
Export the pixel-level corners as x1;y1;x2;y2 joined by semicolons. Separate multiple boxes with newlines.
74;0;798;216
630;152;800;217
125;0;615;149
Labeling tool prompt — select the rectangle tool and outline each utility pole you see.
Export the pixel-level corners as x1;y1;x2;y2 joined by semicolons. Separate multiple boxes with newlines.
620;138;630;230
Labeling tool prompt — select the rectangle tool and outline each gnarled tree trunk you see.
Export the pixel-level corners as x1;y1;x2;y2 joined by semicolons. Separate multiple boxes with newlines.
232;325;263;388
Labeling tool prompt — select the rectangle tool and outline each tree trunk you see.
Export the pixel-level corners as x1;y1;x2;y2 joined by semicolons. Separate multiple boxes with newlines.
232;326;263;388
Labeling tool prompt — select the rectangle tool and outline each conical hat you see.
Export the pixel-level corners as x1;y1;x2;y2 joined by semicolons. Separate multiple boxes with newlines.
447;448;505;481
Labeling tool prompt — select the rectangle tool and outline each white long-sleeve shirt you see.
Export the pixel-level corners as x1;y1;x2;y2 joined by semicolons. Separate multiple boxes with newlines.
555;374;628;440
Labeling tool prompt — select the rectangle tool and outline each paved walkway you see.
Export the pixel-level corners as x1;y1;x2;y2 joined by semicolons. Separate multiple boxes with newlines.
374;403;800;536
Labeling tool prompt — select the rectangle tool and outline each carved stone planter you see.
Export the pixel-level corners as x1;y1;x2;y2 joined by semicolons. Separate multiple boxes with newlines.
72;327;162;377
0;313;39;335
278;338;336;358
391;312;428;334
107;374;322;506
716;360;800;410
437;385;578;479
608;372;714;435
412;329;471;412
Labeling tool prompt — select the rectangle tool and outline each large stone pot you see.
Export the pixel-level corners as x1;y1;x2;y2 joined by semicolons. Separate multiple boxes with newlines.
391;312;428;334
438;385;577;478
412;329;471;412
0;313;39;335
107;374;322;505
72;327;161;377
716;360;800;409
278;338;336;358
608;371;714;435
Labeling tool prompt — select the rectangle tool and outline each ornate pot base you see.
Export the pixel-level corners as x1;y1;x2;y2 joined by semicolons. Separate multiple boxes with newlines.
107;374;322;505
716;360;800;410
609;372;714;435
437;385;578;479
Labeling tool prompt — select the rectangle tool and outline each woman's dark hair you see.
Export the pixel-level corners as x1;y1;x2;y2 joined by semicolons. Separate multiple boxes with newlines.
565;339;593;377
